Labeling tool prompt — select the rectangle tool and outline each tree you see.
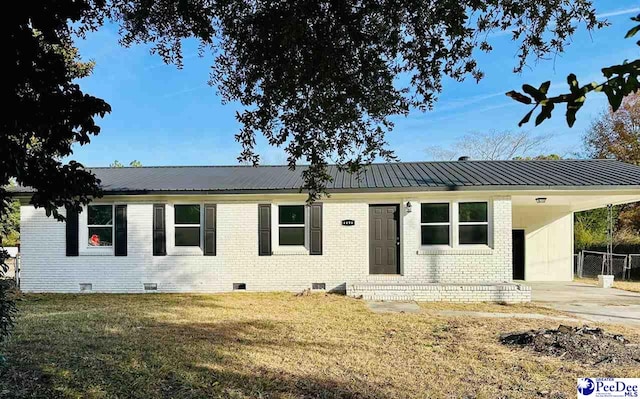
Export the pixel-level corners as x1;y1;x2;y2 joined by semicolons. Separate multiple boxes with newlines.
2;1;603;219
1;1;110;346
87;0;600;198
584;92;640;164
427;130;550;161
0;199;20;247
110;160;143;167
583;91;640;236
2;2;110;221
508;14;640;128
513;154;563;161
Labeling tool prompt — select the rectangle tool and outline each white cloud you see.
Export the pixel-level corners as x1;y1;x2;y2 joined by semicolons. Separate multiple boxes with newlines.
596;7;640;19
434;91;505;113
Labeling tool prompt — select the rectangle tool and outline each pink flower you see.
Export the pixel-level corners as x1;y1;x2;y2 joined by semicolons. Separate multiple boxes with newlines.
90;234;100;246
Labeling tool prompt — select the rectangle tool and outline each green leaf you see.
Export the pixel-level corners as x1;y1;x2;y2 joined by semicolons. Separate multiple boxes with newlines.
566;109;576;127
522;84;545;102
626;25;640;38
539;81;551;95
535;103;555;126
505;90;532;104
566;99;583;128
624;74;640;95
603;85;623;112
567;74;581;95
518;108;535;127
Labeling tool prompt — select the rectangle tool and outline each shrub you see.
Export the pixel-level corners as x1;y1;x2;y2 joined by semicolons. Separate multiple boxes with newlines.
0;251;17;350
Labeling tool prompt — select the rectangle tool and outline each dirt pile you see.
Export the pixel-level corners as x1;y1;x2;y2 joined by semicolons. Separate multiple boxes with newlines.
500;325;640;366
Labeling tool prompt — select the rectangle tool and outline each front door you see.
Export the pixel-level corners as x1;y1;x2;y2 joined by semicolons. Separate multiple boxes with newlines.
512;230;525;280
369;205;400;274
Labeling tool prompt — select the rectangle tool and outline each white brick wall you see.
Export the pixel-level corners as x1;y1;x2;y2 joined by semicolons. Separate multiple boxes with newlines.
20;196;513;293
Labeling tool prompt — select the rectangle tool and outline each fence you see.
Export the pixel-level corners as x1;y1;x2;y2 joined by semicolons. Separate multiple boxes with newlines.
630;254;640;281
575;250;640;280
1;252;20;288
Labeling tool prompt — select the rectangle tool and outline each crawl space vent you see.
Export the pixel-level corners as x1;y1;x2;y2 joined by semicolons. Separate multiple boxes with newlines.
312;283;326;290
144;283;158;291
233;283;246;290
79;283;92;292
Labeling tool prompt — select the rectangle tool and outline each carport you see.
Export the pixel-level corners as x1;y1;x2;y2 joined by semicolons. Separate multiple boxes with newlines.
511;190;640;281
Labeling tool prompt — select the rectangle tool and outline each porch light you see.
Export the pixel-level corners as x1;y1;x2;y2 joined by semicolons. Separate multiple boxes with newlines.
535;197;547;204
405;201;412;213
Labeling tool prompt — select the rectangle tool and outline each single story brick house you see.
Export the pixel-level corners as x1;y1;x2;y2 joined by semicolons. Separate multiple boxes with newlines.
11;160;640;302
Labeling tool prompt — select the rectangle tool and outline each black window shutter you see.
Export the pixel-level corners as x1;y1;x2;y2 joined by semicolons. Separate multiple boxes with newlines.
65;206;79;257
204;204;216;256
153;204;166;256
309;203;323;255
258;204;272;256
114;205;127;256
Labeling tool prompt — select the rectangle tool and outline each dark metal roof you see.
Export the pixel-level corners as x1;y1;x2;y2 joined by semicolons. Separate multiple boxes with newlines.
10;160;640;195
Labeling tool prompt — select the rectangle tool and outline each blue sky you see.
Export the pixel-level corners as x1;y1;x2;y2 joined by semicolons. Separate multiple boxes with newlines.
71;2;640;166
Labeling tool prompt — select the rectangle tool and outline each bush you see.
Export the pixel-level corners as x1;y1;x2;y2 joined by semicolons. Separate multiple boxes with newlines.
0;253;17;347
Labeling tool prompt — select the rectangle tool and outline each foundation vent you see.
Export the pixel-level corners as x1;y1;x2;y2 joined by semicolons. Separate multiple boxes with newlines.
144;283;158;291
312;283;326;290
233;283;246;290
79;283;92;292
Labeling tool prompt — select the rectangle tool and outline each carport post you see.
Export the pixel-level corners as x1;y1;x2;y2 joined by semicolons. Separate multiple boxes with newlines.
579;251;584;278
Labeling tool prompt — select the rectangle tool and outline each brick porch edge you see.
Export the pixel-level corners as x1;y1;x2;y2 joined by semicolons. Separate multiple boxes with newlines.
347;282;531;303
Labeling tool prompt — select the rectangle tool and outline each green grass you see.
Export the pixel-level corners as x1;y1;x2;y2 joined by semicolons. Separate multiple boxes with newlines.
1;293;639;398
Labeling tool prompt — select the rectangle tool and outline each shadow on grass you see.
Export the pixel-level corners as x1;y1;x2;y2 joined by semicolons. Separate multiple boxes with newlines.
1;317;389;399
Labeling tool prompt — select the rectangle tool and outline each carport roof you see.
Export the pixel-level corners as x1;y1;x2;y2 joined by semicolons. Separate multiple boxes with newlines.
9;159;640;194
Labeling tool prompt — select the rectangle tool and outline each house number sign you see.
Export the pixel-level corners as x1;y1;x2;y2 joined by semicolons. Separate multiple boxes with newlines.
341;220;355;226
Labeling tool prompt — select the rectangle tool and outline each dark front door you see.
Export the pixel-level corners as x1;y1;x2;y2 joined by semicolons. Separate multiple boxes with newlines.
369;205;400;274
512;230;525;280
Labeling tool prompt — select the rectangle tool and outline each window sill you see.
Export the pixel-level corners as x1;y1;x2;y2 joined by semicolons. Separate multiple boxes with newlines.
417;247;493;256
79;252;114;256
79;247;113;256
168;247;203;256
272;248;309;256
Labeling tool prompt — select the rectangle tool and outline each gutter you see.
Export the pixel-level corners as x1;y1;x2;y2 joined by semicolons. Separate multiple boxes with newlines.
8;185;640;197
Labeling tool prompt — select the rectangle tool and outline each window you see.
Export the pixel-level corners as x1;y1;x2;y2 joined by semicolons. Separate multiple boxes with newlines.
174;205;200;246
420;203;450;246
278;205;305;246
458;202;488;245
88;205;113;247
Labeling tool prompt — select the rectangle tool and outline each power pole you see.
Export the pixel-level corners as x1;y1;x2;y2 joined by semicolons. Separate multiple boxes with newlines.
606;204;614;275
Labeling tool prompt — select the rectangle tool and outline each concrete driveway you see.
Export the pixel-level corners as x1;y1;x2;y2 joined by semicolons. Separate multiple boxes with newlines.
527;281;640;327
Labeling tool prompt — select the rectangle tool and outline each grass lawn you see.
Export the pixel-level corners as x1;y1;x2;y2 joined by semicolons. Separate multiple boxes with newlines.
1;293;639;399
575;277;640;293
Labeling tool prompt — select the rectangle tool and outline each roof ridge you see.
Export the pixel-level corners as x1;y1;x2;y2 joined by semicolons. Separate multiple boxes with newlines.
87;164;305;169
87;159;621;169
